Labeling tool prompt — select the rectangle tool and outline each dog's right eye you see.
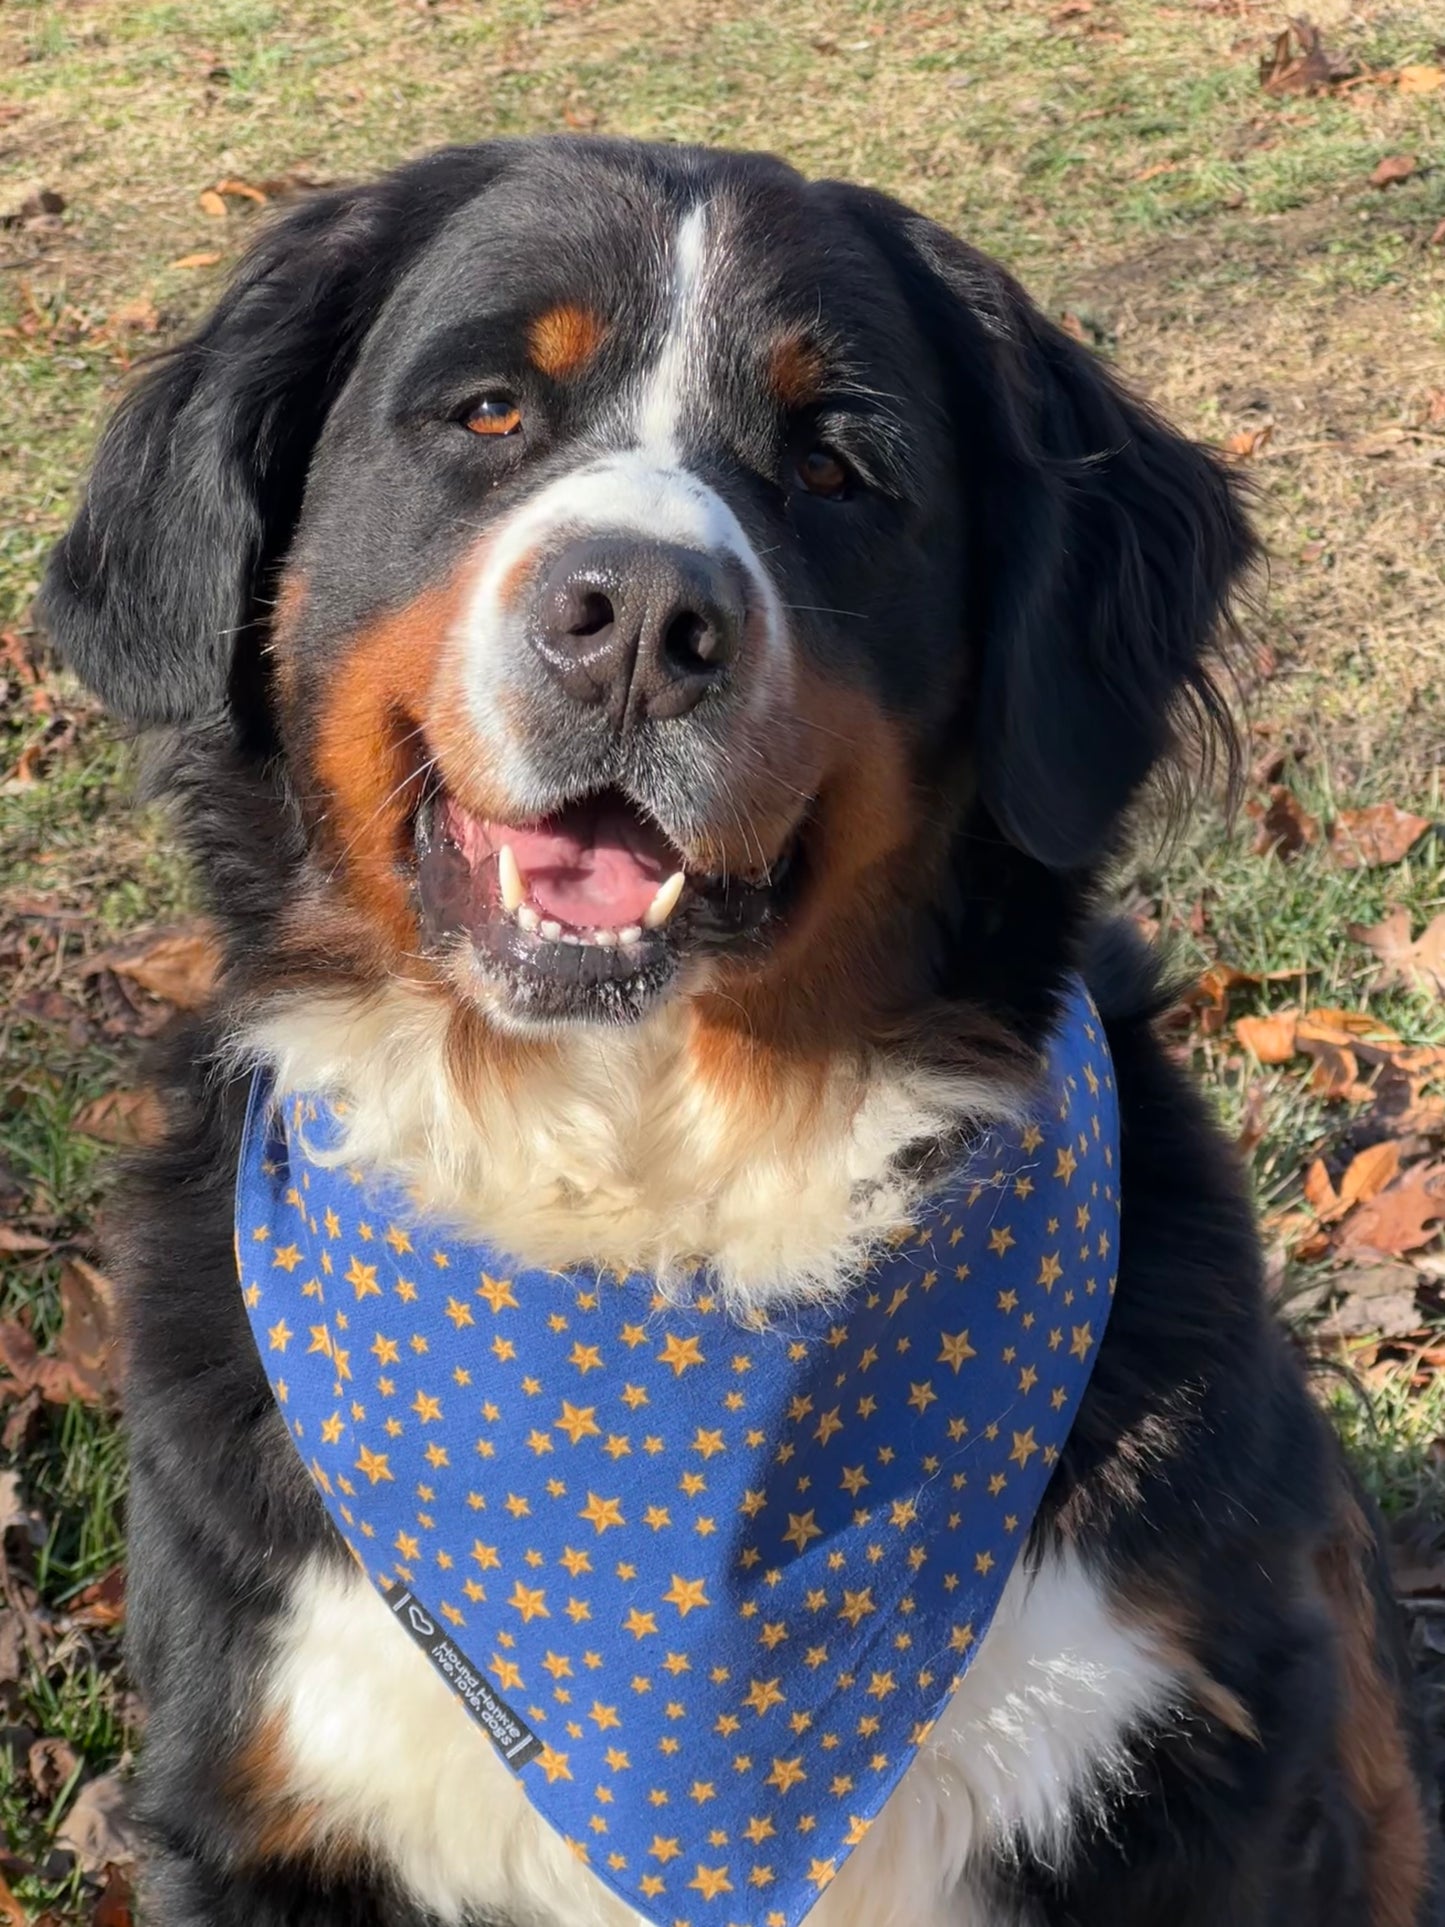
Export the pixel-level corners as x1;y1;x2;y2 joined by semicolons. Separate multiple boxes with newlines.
463;395;523;437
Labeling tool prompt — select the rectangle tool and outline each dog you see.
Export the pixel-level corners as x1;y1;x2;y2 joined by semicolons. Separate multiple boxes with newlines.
40;135;1441;1927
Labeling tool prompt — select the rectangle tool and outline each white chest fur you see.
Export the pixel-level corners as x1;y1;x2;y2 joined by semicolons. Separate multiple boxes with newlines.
262;1547;1178;1926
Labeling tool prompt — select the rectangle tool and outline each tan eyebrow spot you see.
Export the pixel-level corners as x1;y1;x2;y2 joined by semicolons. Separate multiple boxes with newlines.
527;304;608;379
767;334;827;410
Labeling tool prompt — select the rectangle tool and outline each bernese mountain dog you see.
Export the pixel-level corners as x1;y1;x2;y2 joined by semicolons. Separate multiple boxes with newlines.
40;136;1441;1927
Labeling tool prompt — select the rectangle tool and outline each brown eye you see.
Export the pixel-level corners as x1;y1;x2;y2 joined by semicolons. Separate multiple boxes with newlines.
465;396;522;437
796;446;851;500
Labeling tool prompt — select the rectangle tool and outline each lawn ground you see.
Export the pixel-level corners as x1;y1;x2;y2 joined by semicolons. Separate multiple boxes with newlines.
1;0;1443;1917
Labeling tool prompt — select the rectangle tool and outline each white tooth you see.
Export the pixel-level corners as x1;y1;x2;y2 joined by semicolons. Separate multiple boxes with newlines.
618;925;643;946
516;905;539;933
540;919;563;942
498;844;526;914
561;931;583;946
593;928;618;948
643;871;687;930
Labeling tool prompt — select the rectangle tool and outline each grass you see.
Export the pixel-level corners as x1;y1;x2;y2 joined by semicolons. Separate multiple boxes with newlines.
1;0;1443;1913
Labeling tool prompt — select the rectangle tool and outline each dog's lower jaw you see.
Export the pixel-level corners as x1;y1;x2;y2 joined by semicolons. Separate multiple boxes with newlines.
251;1548;1180;1927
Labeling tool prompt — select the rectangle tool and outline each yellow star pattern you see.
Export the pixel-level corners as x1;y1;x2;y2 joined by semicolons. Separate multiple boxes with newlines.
236;984;1119;1927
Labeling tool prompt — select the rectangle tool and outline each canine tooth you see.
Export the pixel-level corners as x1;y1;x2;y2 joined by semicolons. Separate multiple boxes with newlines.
618;925;643;946
593;928;618;948
498;844;526;914
540;919;563;942
516;905;540;933
643;871;686;929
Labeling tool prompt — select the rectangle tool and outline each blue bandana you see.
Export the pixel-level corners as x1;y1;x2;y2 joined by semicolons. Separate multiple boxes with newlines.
236;979;1117;1927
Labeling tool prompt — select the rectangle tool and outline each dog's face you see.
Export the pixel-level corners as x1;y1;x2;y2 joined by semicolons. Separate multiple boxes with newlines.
43;138;1250;1042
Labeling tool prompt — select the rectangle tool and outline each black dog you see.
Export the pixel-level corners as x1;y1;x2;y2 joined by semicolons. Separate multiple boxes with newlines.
42;136;1441;1926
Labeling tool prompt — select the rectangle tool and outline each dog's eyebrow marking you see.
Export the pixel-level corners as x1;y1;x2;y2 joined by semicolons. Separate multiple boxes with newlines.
767;333;827;411
527;303;607;380
635;200;714;459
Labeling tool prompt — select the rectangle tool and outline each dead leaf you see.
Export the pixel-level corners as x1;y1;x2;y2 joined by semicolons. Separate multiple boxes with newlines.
105;296;160;336
1308;1140;1406;1229
28;1734;79;1800
1222;422;1274;460
52;1257;120;1404
1236;1081;1269;1156
1432;219;1445;249
1057;310;1089;342
55;1773;138;1877
1322;1262;1422;1339
88;924;219;1009
197;188;228;218
1300;1037;1365;1101
0;1259;119;1407
1328;803;1432;869
1296;1007;1402;1050
0;1227;53;1255
72;1088;164;1147
1339;1160;1445;1255
169;251;222;270
70;1564;125;1630
1235;1010;1299;1063
1370;154;1418;189
1397;64;1444;93
92;1866;134;1927
1246;783;1319;857
0;1867;26;1927
214;177;267;205
1259;18;1355;94
1132;160;1182;182
1349;909;1445;1000
1305;1157;1340;1216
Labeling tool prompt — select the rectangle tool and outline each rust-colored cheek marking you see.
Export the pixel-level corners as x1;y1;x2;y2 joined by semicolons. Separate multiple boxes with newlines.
1318;1497;1431;1927
767;333;827;411
527;303;607;380
312;579;468;953
230;1712;367;1874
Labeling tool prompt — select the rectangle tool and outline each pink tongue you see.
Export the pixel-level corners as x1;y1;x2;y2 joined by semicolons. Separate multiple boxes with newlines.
446;796;678;928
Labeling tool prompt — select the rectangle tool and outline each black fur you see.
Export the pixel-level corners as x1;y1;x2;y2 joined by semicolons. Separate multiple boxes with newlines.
40;136;1441;1926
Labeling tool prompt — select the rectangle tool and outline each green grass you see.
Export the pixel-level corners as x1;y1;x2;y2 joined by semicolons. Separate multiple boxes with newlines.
2;0;1443;1909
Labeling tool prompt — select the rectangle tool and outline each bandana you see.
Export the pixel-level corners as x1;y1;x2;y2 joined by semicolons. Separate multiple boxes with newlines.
236;978;1117;1927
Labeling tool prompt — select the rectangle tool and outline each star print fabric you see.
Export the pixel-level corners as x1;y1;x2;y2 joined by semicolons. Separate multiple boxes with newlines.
235;979;1119;1927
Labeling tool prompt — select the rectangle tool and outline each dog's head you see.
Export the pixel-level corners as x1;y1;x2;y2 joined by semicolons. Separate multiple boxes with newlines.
42;138;1251;1042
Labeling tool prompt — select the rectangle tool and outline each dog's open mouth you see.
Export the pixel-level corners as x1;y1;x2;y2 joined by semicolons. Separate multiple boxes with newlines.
414;783;801;1022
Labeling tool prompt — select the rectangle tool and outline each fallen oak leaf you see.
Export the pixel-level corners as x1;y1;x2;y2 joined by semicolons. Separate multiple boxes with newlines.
1310;1139;1404;1227
1298;1036;1366;1102
91;1865;134;1927
72;1088;164;1147
55;1773;138;1877
86;924;219;1010
169;251;222;270
0;1227;54;1254
1338;1160;1445;1255
1397;64;1444;93
1246;783;1318;857
1296;1007;1402;1050
70;1563;125;1630
1328;803;1431;870
1222;423;1274;460
1349;909;1445;1000
52;1257;120;1405
0;1868;26;1927
1321;1262;1422;1340
1370;154;1417;188
1235;1010;1299;1063
197;188;228;218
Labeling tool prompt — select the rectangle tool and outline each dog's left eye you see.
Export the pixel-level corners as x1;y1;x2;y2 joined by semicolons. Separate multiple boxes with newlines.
795;445;852;500
464;396;523;437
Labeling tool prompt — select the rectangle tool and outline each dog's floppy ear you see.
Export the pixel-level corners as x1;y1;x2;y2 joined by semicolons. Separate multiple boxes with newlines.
844;191;1255;871
39;146;509;730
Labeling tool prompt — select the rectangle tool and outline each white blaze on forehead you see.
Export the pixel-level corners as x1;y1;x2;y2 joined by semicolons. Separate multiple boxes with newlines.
454;194;788;808
634;199;716;461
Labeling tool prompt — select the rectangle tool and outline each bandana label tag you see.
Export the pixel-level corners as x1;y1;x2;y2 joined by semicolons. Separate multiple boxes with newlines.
387;1586;542;1768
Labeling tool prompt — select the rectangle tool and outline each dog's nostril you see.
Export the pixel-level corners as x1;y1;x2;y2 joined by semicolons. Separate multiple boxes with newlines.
568;590;615;639
663;609;714;672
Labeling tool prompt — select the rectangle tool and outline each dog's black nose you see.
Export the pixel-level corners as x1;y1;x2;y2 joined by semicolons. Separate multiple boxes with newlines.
529;537;743;724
